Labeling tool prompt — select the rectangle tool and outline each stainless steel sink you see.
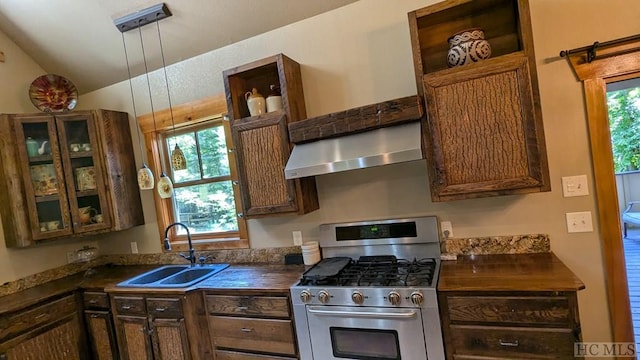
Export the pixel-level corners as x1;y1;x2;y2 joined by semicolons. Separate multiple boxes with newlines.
117;264;229;288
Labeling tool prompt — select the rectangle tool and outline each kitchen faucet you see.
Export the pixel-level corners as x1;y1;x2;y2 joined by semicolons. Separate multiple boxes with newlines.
163;222;196;266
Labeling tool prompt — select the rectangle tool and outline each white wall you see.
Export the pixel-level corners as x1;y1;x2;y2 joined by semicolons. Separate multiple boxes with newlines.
6;0;639;344
0;29;101;283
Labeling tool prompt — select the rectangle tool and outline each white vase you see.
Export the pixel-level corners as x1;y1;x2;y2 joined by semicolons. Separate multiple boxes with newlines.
245;88;266;116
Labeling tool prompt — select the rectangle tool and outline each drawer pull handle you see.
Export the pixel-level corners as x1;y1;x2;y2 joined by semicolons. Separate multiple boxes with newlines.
236;306;248;311
88;299;98;304
121;305;133;310
90;314;100;318
240;327;253;333
155;307;166;312
499;339;519;347
34;313;47;320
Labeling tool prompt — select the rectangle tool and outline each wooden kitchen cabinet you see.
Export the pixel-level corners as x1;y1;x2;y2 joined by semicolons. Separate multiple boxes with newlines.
0;293;87;360
223;54;318;217
82;291;118;360
408;0;550;201
206;292;297;359
110;292;212;360
438;253;584;359
0;110;143;247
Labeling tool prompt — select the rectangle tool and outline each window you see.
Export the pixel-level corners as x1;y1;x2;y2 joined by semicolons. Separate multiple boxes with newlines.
139;95;248;251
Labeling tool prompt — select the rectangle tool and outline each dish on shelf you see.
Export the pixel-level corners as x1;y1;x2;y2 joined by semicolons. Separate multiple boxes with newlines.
28;74;78;112
75;166;96;191
30;164;58;196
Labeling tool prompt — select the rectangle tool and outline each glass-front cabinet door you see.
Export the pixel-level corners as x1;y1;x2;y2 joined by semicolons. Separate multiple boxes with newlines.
13;112;112;240
13;115;73;240
55;113;111;234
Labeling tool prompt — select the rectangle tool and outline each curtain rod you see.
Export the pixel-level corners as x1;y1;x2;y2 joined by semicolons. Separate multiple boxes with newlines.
559;33;640;63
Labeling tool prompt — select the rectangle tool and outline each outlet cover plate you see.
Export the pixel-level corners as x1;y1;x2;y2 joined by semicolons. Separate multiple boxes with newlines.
566;211;594;233
292;231;303;246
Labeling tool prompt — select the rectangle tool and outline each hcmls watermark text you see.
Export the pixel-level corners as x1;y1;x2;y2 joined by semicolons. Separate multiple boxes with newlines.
575;343;637;357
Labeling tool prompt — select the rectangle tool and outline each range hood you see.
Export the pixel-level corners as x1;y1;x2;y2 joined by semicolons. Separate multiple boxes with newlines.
284;121;423;179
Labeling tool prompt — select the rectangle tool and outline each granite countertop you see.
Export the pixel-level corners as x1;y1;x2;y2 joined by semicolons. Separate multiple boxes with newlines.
0;263;305;315
438;252;585;292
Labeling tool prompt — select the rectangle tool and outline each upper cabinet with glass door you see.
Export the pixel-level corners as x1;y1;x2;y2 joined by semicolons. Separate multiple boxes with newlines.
0;110;144;247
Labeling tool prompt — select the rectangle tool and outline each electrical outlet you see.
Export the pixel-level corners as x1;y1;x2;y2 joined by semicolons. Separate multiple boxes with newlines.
66;251;77;264
292;231;303;246
130;241;139;254
440;221;453;238
566;211;594;233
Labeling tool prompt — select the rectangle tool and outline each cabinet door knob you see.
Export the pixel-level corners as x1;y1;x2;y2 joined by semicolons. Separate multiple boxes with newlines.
237;213;244;218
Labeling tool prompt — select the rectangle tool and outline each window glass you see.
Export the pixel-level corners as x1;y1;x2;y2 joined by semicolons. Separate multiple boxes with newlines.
173;181;238;234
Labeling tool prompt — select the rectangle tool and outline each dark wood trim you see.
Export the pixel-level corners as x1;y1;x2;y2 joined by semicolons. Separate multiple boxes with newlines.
565;39;640;347
287;95;423;144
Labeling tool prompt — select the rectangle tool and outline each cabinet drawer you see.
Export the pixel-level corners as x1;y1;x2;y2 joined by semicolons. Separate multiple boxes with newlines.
209;316;295;356
206;295;290;318
446;296;571;326
83;291;109;309
0;294;76;341
113;296;146;315
146;297;182;318
216;349;295;359
450;324;575;358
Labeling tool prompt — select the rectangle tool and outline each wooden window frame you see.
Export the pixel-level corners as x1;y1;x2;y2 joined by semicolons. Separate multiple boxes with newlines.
138;94;248;252
565;36;640;345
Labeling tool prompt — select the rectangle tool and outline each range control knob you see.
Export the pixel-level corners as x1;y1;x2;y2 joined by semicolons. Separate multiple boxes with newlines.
300;290;312;303
388;291;401;305
410;291;424;306
318;290;330;304
351;291;364;305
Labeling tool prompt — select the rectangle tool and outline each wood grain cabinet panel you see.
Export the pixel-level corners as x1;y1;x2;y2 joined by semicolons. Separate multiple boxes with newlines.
450;324;575;358
408;0;550;202
84;310;118;360
205;295;289;318
116;315;153;360
206;291;297;359
215;349;294;360
224;54;318;217
150;318;191;360
446;296;571;326
0;293;86;360
209;316;295;356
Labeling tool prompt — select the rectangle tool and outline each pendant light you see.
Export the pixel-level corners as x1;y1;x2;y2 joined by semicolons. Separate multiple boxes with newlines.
137;19;173;199
122;30;154;190
155;18;187;171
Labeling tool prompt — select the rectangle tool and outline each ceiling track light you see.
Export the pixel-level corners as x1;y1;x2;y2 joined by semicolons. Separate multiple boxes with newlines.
114;3;172;33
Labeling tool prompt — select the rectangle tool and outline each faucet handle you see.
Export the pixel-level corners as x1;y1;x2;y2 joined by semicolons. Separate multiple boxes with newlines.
198;255;216;264
179;253;194;261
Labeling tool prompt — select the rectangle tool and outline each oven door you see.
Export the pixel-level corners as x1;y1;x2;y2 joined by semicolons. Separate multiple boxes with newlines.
306;305;427;360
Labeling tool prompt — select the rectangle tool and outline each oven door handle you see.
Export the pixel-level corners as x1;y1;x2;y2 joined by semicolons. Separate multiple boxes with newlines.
307;307;418;319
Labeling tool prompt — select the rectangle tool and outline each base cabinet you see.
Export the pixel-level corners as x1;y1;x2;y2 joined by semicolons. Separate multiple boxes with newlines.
206;293;297;359
0;293;86;360
110;293;211;360
439;292;582;359
83;291;118;360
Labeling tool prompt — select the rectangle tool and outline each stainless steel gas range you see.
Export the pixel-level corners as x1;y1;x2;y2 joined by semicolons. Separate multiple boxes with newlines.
290;216;445;360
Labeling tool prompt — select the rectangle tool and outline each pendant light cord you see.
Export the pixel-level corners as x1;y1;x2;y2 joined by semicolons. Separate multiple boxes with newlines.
137;20;164;174
155;16;177;140
121;32;146;165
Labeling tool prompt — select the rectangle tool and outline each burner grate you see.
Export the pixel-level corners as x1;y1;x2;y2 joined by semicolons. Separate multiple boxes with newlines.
299;256;436;287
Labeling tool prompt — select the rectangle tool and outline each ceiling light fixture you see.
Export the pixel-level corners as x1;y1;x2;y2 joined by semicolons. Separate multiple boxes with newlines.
114;3;175;198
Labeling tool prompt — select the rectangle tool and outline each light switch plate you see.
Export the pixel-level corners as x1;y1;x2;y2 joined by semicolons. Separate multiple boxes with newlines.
562;175;589;197
566;211;593;233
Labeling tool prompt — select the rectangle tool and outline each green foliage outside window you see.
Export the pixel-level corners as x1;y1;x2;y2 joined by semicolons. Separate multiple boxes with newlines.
167;125;238;234
608;87;640;173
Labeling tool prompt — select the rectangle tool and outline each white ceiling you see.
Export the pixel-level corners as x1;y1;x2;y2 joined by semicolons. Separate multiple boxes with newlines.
0;0;358;95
